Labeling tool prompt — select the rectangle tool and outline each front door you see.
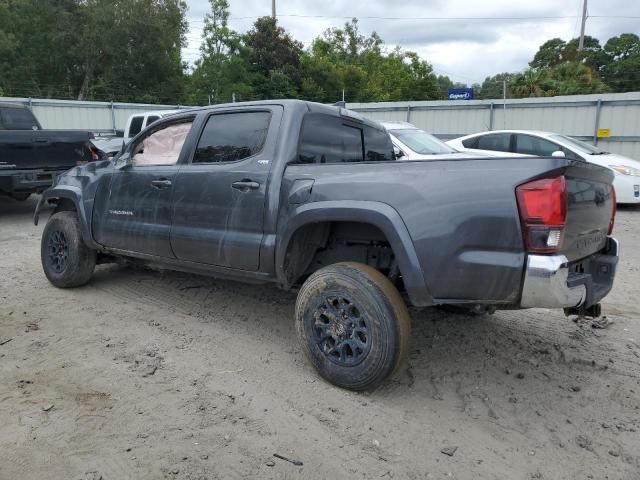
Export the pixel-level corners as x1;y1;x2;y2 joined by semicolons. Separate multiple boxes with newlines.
170;107;281;270
93;119;194;257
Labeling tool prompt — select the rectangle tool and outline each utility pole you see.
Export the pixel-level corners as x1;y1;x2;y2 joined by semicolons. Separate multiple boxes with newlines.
578;0;588;51
272;0;276;20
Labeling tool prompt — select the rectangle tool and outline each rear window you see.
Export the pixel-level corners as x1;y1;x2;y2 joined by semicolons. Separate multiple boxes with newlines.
0;106;39;130
146;115;161;127
297;113;394;164
128;116;144;137
475;133;512;152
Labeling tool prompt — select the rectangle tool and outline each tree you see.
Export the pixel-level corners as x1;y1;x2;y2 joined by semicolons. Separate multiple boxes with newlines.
301;19;440;103
601;34;640;92
187;0;252;104
0;0;188;103
529;38;567;70
436;75;466;99
510;69;549;97
243;16;304;98
476;72;517;99
545;62;608;95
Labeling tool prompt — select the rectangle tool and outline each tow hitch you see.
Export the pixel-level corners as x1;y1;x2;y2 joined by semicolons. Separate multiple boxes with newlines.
564;302;602;319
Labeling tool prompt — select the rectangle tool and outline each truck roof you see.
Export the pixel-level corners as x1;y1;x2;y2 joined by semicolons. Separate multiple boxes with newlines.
174;99;385;131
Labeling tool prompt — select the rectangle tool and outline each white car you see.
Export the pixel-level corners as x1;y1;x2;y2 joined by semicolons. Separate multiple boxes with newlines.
92;109;180;157
381;121;477;160
448;130;640;204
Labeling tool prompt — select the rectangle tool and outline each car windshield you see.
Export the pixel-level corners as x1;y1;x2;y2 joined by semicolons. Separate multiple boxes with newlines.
550;134;608;155
391;129;457;154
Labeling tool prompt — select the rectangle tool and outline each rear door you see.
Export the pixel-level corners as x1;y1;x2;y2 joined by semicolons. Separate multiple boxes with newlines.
93;117;195;257
170;107;281;270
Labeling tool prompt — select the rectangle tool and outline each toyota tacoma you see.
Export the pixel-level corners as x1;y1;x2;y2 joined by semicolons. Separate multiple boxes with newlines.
34;100;619;390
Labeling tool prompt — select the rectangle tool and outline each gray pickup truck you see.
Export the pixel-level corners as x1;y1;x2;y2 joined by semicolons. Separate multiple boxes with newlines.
34;100;619;390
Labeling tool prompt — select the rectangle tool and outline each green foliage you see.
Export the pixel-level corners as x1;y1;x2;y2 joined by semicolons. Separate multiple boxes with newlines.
475;73;517;99
601;34;640;93
0;0;187;103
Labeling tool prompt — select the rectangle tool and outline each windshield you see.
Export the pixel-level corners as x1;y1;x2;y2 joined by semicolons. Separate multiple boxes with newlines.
550;134;608;155
391;129;457;155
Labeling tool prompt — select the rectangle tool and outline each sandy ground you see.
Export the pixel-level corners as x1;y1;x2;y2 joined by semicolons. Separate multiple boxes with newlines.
1;196;639;480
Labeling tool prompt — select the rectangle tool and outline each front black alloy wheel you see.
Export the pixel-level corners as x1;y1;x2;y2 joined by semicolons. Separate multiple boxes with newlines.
46;230;69;274
41;211;96;288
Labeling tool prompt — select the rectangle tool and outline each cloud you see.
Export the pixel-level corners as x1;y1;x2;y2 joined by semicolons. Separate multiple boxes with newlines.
183;0;640;84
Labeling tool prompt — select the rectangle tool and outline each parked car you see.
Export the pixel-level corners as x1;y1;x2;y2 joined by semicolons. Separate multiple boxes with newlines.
0;103;101;201
91;109;179;157
448;130;640;204
381;121;477;160
35;100;618;390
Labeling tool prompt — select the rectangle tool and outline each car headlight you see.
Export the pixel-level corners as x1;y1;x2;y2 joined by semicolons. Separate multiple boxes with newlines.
609;165;640;177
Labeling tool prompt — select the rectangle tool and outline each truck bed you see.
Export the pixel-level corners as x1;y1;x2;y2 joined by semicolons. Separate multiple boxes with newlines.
283;156;614;305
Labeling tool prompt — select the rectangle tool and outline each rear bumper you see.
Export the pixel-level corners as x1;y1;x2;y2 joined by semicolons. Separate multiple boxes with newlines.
520;237;619;309
0;170;65;195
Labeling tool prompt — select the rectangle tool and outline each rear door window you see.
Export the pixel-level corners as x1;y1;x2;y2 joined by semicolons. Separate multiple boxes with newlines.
475;133;512;152
193;111;271;163
514;134;560;156
297;114;394;164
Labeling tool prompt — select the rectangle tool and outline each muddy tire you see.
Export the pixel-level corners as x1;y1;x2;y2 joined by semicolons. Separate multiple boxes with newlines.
41;211;96;288
295;262;411;391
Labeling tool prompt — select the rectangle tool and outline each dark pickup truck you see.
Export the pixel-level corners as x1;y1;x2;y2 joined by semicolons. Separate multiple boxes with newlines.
0;103;99;200
34;100;619;390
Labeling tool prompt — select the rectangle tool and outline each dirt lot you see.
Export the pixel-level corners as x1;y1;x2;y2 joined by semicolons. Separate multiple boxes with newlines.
1;196;639;480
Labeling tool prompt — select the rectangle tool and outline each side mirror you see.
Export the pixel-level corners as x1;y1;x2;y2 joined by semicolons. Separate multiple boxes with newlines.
551;150;566;158
393;146;406;160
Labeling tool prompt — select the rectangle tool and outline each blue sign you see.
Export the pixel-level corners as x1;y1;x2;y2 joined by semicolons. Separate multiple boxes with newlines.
448;88;474;100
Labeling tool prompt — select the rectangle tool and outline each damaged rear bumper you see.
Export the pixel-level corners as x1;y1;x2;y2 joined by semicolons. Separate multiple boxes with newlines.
520;237;619;309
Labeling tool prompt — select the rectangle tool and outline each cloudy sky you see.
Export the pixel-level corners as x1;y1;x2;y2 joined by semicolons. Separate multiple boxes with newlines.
182;0;640;84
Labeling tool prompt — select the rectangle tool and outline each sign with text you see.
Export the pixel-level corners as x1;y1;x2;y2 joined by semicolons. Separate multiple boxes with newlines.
448;88;474;100
597;128;611;138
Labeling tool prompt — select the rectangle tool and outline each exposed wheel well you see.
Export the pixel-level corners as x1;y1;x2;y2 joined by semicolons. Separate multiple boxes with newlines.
283;221;402;291
50;197;77;214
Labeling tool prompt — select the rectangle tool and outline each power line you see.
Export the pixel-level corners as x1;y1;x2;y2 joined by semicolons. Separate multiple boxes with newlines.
187;14;640;23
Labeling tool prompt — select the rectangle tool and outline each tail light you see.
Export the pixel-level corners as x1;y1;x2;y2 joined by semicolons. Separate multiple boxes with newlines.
608;186;616;235
516;176;567;254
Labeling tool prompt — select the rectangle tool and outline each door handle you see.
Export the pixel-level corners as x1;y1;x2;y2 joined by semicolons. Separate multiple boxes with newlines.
151;179;172;189
231;180;260;191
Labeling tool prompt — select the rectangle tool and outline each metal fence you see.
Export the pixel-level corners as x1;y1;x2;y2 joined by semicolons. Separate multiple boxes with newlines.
347;92;640;159
2;93;640;159
0;96;191;133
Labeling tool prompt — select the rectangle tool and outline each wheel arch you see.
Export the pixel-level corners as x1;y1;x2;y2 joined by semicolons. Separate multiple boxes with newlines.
34;187;99;250
276;201;432;307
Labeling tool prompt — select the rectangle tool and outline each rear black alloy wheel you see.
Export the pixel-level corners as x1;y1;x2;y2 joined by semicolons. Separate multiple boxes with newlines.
313;296;371;367
47;230;69;274
296;262;411;391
